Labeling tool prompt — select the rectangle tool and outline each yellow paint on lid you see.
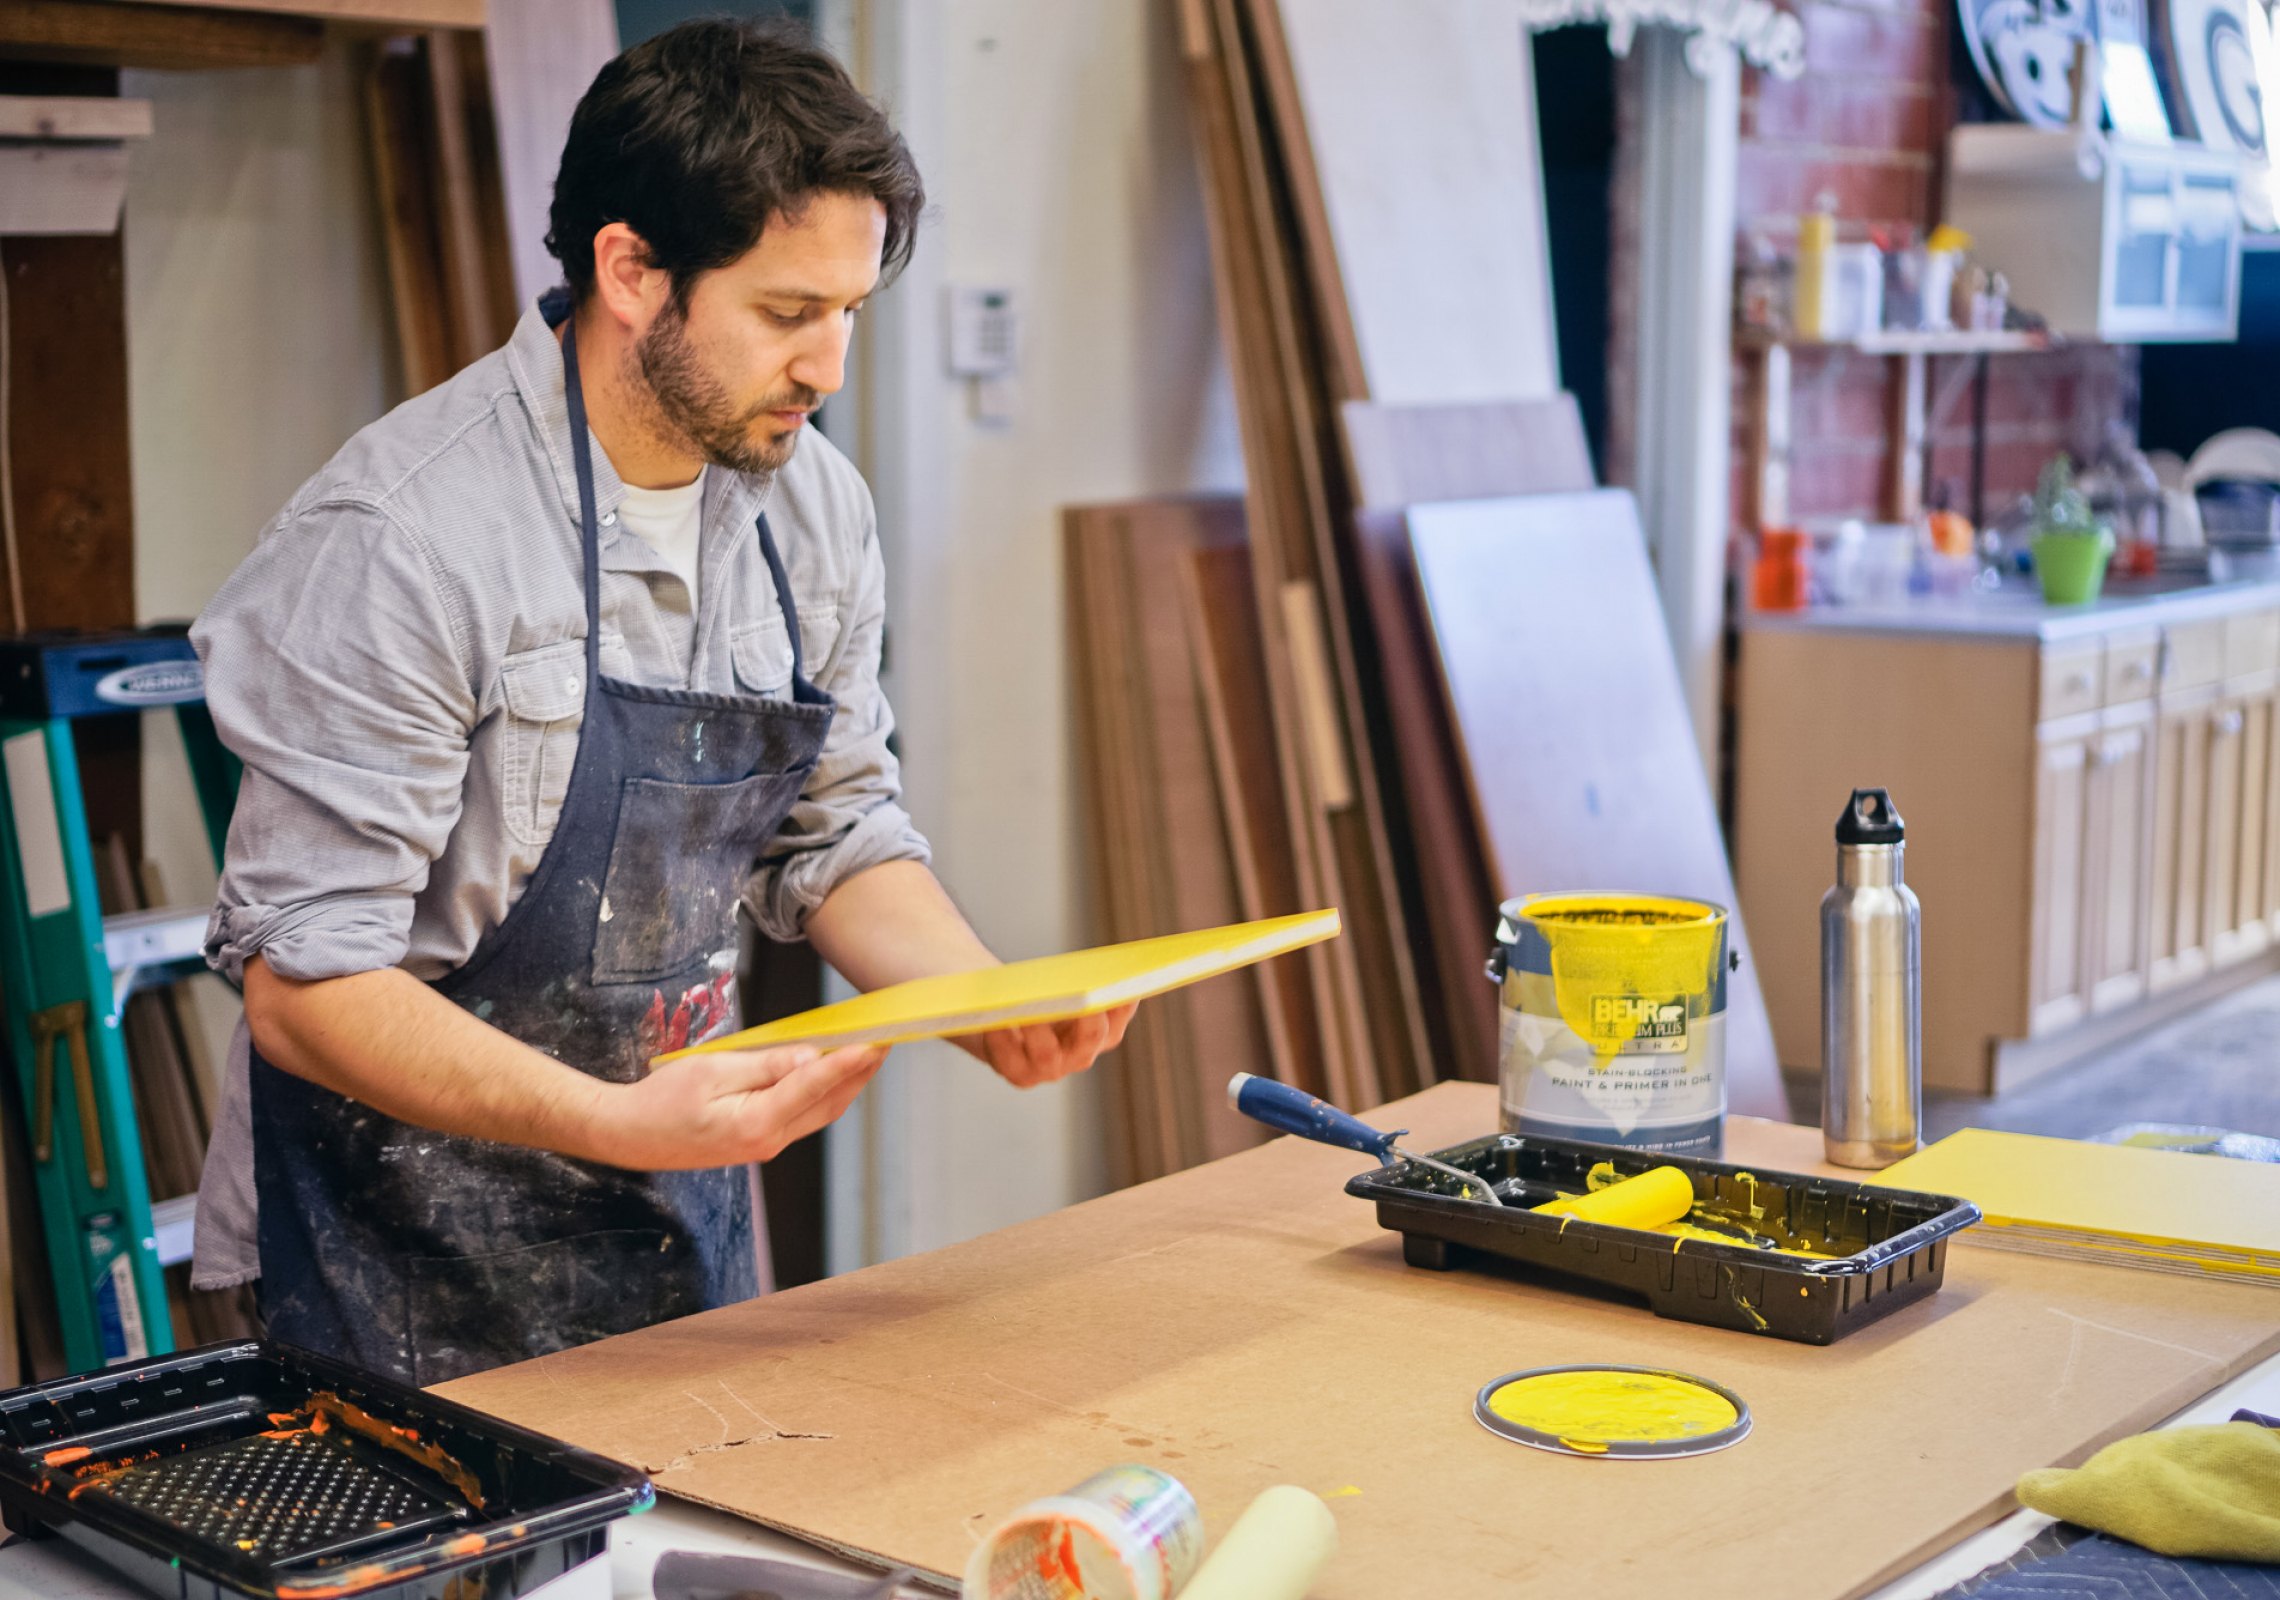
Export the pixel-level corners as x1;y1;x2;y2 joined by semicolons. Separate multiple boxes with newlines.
1485;1370;1739;1447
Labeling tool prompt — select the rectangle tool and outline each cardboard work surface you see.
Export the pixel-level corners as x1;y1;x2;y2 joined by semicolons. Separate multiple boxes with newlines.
436;1086;2280;1598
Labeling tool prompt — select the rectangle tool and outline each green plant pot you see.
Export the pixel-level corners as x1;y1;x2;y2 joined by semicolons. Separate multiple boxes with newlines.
2031;532;2114;605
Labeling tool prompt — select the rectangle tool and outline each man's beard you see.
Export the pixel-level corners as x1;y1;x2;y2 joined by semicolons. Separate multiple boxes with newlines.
631;299;817;476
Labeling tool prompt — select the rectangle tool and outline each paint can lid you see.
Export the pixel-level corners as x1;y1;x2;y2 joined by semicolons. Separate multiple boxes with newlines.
1472;1365;1753;1460
1835;787;1905;845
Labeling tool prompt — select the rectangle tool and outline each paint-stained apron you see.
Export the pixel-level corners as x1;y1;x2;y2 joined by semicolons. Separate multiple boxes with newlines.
250;306;835;1386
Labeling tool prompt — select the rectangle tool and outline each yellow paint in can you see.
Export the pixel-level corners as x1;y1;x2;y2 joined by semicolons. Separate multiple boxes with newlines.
1526;895;1724;1060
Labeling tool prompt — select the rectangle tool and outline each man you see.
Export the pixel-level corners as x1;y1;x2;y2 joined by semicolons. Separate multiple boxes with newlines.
191;19;1130;1386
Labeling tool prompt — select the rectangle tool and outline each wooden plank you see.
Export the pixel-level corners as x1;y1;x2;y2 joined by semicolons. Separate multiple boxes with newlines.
1349;508;1500;1081
1404;491;1790;1121
136;0;482;25
441;1086;2280;1600
424;27;514;364
366;36;454;395
2;240;135;632
1065;501;1279;1176
1182;542;1314;1093
0;1;321;70
1177;0;1369;1110
1186;0;1431;1107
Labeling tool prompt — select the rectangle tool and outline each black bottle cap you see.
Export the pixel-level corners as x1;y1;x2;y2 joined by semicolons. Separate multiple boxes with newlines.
1836;787;1905;845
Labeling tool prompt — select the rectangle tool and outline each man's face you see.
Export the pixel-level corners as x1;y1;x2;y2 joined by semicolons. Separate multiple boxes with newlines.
630;191;887;475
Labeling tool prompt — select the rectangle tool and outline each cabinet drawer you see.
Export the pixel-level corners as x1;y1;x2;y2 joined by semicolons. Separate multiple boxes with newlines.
2227;609;2280;678
2104;629;2161;704
2161;619;2227;692
2040;641;2104;721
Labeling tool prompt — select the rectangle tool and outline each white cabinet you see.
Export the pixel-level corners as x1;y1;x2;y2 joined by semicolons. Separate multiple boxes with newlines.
1947;128;2244;343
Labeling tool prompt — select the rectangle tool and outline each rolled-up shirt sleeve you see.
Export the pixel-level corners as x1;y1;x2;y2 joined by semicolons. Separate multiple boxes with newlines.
743;498;930;942
198;497;476;985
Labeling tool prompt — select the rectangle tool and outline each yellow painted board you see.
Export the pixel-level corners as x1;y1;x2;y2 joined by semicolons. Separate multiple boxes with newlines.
1881;1128;2280;1269
660;910;1342;1061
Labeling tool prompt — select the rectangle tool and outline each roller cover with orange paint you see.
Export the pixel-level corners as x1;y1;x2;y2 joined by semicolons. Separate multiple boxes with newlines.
1533;1166;1694;1229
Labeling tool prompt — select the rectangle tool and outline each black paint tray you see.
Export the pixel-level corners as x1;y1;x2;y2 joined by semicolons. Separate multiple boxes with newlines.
1347;1133;1981;1344
0;1340;652;1599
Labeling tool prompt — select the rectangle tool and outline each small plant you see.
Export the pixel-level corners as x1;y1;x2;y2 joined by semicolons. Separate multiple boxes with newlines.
2032;455;2102;539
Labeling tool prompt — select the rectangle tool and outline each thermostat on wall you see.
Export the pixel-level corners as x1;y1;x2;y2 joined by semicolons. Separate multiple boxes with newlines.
945;285;1020;378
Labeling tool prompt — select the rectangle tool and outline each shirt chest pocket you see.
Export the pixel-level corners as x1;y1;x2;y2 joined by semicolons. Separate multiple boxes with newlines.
730;606;841;696
500;642;586;847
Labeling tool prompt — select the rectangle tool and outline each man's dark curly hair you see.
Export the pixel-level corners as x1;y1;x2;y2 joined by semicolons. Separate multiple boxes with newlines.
547;16;924;305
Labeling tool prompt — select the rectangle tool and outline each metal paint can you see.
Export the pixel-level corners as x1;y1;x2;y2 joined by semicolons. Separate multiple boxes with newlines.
1486;893;1730;1156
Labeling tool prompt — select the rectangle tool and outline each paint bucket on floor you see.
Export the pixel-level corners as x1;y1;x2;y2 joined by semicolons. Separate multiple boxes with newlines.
1487;893;1730;1156
963;1464;1202;1600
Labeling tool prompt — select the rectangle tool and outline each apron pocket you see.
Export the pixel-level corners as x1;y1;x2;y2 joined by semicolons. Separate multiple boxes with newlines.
592;772;805;984
405;1226;702;1386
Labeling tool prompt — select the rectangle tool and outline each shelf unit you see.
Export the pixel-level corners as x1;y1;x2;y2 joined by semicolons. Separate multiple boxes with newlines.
1740;327;2061;532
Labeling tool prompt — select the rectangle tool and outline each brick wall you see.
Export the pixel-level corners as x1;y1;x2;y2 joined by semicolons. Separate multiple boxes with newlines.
1726;0;2135;528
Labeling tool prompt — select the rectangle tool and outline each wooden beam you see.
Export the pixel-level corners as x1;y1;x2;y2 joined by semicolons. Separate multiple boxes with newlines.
0;1;322;71
135;0;482;26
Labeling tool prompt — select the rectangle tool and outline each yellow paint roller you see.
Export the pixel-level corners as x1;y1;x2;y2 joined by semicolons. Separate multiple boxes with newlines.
1180;1486;1338;1600
1533;1165;1695;1230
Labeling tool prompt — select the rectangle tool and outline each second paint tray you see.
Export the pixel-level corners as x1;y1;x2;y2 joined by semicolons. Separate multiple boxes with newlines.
1347;1133;1980;1344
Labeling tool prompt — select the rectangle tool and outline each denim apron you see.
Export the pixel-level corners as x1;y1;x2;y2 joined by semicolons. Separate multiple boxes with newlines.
251;307;835;1385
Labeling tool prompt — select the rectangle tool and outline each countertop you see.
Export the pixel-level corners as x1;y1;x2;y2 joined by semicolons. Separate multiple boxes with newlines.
1741;575;2280;643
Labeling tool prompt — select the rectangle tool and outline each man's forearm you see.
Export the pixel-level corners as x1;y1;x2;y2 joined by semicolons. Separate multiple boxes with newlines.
804;859;997;990
245;958;614;1159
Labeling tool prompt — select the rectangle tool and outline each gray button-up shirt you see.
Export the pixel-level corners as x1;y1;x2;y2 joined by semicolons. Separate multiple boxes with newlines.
189;302;928;1287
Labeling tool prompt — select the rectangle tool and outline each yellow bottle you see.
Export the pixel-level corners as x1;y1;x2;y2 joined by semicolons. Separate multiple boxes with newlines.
1794;202;1836;340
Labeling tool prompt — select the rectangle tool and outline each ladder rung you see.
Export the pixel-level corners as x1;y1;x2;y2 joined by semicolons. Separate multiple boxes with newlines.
102;907;209;974
151;1192;196;1267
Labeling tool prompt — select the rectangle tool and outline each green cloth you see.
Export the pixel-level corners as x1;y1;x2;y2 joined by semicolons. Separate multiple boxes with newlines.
2018;1423;2280;1562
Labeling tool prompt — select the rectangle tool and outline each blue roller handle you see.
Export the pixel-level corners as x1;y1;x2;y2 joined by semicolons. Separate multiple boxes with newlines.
1228;1072;1401;1164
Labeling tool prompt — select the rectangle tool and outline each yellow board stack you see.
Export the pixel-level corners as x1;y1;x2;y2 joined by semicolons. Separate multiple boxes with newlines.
1881;1128;2280;1283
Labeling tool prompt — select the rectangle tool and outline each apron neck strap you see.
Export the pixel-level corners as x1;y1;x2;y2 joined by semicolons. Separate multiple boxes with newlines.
562;315;823;704
560;317;605;685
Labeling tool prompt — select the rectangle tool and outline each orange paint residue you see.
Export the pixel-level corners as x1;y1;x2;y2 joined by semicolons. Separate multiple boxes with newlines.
1053;1526;1084;1586
277;1561;393;1599
41;1446;91;1467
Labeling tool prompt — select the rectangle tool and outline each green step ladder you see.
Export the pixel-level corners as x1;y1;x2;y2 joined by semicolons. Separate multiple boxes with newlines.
0;632;239;1373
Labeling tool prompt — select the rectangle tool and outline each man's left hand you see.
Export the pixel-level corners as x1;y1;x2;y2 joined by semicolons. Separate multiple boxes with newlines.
956;1002;1137;1089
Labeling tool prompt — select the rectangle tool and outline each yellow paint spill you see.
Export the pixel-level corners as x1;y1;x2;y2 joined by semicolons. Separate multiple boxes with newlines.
1321;1486;1362;1499
1486;1371;1739;1448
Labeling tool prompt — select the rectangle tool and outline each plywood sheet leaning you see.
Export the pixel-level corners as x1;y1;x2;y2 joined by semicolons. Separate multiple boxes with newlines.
439;1087;2280;1599
1239;0;1560;408
1177;0;1428;1108
1404;491;1789;1120
1344;396;1599;1082
1065;500;1283;1182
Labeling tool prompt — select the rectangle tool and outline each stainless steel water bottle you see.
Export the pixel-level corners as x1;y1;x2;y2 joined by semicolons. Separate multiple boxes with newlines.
1821;787;1921;1168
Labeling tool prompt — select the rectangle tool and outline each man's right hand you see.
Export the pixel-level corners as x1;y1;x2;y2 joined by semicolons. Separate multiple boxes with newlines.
599;1042;886;1170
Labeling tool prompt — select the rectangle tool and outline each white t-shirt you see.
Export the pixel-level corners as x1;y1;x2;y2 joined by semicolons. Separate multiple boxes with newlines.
615;468;706;615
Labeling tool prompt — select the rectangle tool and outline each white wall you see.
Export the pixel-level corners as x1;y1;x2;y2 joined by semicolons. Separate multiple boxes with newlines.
826;0;1243;1268
121;37;397;1089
